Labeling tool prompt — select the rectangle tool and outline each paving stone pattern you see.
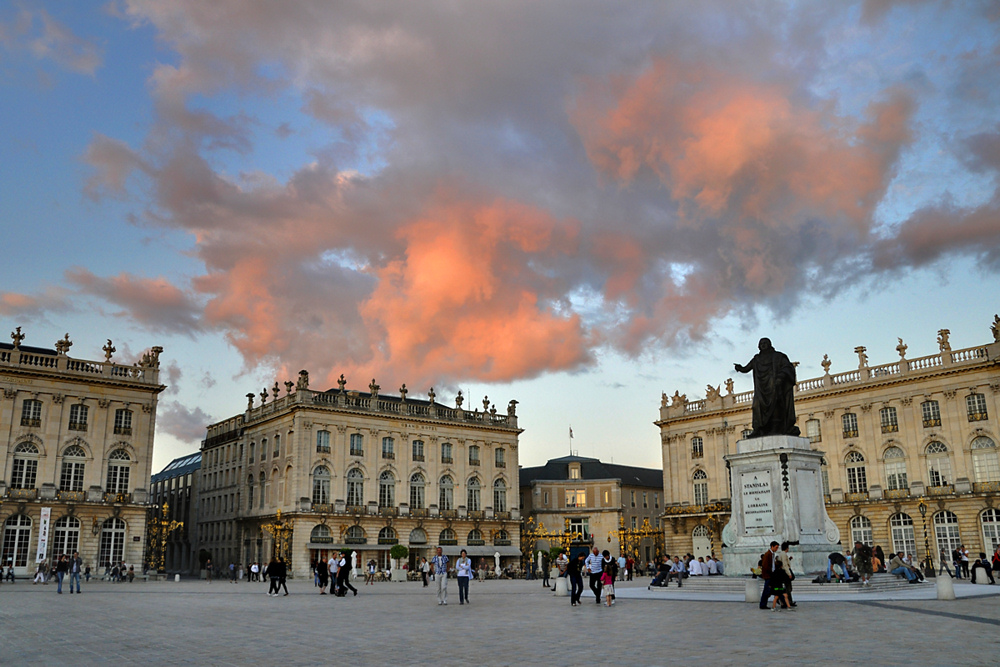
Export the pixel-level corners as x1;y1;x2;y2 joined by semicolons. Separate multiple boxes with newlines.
2;577;999;666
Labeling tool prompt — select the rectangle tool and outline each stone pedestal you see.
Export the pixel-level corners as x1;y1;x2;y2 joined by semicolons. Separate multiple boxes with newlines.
722;435;840;576
553;576;569;597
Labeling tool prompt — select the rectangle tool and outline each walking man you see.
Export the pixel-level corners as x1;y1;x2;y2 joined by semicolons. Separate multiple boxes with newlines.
337;551;358;596
567;552;585;606
69;551;83;594
431;546;449;605
584;546;604;604
759;541;780;609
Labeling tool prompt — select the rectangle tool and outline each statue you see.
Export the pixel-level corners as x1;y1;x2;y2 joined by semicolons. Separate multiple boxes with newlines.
10;326;25;350
661;391;668;407
670;390;687;407
821;354;832;374
733;338;800;437
992;314;1000;343
103;339;116;362
399;384;408;401
896;338;907;359
854;346;868;368
725;378;734;395
55;333;73;355
937;329;951;353
455;390;464;408
507;399;518;417
369;378;380;397
705;384;721;402
297;370;310;391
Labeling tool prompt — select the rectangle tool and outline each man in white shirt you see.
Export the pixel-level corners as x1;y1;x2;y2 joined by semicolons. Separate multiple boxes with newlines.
554;550;569;590
584;547;604;604
328;555;339;596
706;556;718;575
688;558;702;576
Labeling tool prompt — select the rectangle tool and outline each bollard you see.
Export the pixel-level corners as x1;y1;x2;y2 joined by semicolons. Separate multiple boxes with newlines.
936;573;956;600
174;574;180;582
554;576;569;597
745;579;760;603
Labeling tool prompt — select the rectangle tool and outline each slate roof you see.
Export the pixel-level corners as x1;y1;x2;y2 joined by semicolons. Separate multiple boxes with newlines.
151;452;202;483
0;342;57;355
519;455;662;489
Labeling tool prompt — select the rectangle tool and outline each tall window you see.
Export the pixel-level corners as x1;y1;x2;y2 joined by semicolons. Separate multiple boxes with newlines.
493;479;507;512
972;436;1000;483
114;409;132;435
691;436;704;459
316;430;331;453
105;449;131;494
60;445;87;492
99;518;126;566
565;489;585;508
921;400;941;427
378;471;395;508
643;492;648;508
846;451;867;494
68;404;89;431
51;516;80;557
10;442;39;489
350;433;364;456
20;399;42;427
382;437;395;460
467;477;482;511
346;469;364;507
259;472;266;508
412;440;424;461
439;475;454;510
312;466;331;505
967;393;988;421
981;508;1000;552
469;445;481;465
495;448;505;468
249;441;255;463
441;442;453;464
260;438;267;461
850;516;873;545
883;447;907;491
569;518;589;539
654;493;660;508
273;434;280;458
409;473;426;509
933;511;961;560
842;413;858;438
1;515;32;567
926;441;952;487
880;407;898;433
889;513;916;559
806;418;821;443
693;469;708;505
247;475;254;510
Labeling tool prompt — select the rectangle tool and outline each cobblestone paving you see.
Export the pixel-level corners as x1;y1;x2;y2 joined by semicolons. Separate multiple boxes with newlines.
2;576;999;666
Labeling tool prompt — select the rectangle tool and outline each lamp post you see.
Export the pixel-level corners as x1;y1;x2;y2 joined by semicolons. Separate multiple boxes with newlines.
917;499;933;578
261;509;293;567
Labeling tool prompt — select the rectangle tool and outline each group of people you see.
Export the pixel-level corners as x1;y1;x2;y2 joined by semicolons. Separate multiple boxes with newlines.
758;541;798;611
310;552;358;597
940;545;999;584
648;553;723;587
30;552;86;593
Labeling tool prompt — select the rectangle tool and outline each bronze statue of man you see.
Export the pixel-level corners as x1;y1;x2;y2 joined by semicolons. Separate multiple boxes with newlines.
734;338;800;437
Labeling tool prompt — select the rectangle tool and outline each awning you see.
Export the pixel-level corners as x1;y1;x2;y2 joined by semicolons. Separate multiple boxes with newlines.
440;546;521;558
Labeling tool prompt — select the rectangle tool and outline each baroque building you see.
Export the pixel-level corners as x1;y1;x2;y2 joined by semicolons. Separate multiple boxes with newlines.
519;455;663;563
149;452;201;574
657;318;1000;566
0;327;164;575
200;373;521;578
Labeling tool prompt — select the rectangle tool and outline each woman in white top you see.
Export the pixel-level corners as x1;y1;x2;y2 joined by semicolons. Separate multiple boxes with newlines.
456;549;474;605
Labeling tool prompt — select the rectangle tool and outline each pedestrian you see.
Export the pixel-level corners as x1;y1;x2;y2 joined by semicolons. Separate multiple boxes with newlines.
769;555;794;612
874;545;886;573
852;541;873;587
365;559;376;586
250;561;259;582
55;555;69;594
317;559;329;594
69;551;83;594
456;549;473;605
625;556;634;581
555;549;569;589
616;554;626;582
601;551;618;606
960;545;971;579
205;558;213;584
277;557;289;596
33;561;46;585
567;552;585;606
541;553;551;588
584;546;603;604
84;564;91;582
758;541;780;610
229;562;237;584
266;557;280;596
337;551;357;597
970;552;996;585
431;546;449;605
938;548;954;577
777;542;796;607
421;557;429;587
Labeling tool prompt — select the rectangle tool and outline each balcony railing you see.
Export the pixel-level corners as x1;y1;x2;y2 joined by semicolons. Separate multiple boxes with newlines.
379;507;398;517
68;421;88;432
845;492;869;502
20;418;41;428
968;412;988;422
441;457;453;464
881;424;898;433
923;418;941;428
469;510;484;520
842;430;858;439
7;488;37;500
104;492;131;503
469;459;480;466
973;481;1000;493
884;488;909;499
346;505;366;514
441;510;458;519
57;490;85;501
495;460;506;468
927;484;954;496
412;454;425;462
494;511;511;520
114;426;132;436
411;508;429;518
313;503;334;514
382;452;395;460
350;449;364;457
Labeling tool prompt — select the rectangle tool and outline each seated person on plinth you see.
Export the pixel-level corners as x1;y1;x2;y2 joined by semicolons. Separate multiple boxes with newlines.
650;557;671;587
971;552;996;585
665;556;686;587
688;557;703;576
888;553;918;583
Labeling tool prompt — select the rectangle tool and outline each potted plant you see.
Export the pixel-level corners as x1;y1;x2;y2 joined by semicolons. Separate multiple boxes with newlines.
389;544;409;582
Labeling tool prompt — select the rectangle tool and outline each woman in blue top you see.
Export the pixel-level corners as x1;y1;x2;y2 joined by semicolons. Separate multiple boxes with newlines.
456;549;474;605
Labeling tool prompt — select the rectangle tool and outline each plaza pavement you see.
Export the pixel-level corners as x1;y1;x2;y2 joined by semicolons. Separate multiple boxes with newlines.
2;575;999;666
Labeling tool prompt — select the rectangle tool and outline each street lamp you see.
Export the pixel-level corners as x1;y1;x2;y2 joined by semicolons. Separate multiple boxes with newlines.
917;499;934;578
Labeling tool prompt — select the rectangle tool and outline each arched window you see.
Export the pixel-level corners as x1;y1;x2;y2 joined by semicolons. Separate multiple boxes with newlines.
933;510;961;559
1;515;32;567
378;526;397;543
311;524;331;542
693;469;708;505
247;475;255;510
106;449;131;494
846;451;867;494
493;478;507;512
439;475;454;510
980;508;1000;553
691;436;704;459
345;525;365;543
468;445;481;465
493;529;509;544
971;437;1000;483
258;472;266;508
889;513;915;559
882;446;907;490
468;529;483;544
99;517;126;566
51;516;80;557
346;469;364;507
409;528;428;545
10;442;39;489
316;430;331;453
440;528;456;544
378;471;395;508
925;441;952;487
467;477;482;511
312;466;331;505
409;473;426;509
966;393;988;421
60;445;87;492
850;516;872;546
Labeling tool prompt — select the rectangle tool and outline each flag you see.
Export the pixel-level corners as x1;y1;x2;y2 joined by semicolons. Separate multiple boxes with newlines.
569;426;573;439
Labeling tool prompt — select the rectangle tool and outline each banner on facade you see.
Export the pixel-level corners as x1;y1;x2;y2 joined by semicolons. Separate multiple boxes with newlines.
36;507;51;563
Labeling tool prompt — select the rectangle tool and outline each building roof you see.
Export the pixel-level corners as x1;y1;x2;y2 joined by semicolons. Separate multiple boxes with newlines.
519;455;661;489
0;342;57;355
151;452;202;483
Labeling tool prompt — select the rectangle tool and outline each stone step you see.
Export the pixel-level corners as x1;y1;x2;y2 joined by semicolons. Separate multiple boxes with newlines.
647;574;933;594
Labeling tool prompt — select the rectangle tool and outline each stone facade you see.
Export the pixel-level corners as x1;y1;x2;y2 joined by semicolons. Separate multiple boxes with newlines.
658;318;1000;569
519;455;663;563
0;329;164;575
149;452;201;574
200;375;521;578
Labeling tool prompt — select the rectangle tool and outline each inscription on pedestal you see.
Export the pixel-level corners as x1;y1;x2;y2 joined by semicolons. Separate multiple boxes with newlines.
741;472;774;535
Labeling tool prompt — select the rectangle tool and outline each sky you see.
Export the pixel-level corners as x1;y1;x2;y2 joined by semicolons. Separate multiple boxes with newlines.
1;1;999;473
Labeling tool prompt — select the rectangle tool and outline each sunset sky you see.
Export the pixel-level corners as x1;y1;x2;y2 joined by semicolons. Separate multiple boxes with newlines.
2;1;999;472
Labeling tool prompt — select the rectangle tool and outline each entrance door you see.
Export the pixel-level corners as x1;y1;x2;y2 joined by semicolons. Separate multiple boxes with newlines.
692;525;712;559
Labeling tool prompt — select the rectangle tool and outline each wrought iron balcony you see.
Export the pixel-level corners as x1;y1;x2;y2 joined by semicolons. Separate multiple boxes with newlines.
973;481;1000;493
928;484;954;496
968;412;988;422
441;457;453;464
881;423;898;433
412;454;425;462
7;487;37;500
57;490;85;501
21;417;41;428
844;492;869;502
68;421;88;432
923;418;941;428
842;429;858;439
884;488;909;499
114;426;132;436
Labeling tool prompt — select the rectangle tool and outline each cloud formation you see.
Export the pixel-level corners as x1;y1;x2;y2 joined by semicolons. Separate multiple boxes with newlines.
157;401;213;443
0;7;102;75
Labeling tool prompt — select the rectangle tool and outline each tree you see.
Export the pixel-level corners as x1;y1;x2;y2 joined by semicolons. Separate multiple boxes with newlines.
389;544;409;561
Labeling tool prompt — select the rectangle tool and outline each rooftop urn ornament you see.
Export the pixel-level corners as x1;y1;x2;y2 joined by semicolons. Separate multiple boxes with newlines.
246;393;255;410
399;384;408;401
297;370;310;391
991;314;1000;343
854;346;868;369
483;396;490;412
428;387;436;404
937;329;951;353
103;339;116;362
896;337;908;360
733;338;800;438
54;333;72;355
369;378;380;397
260;387;269;405
10;326;25;350
284;381;293;395
272;381;280;399
490;403;497;417
821;354;832;374
337;373;346;393
455;390;464;408
507;399;518;417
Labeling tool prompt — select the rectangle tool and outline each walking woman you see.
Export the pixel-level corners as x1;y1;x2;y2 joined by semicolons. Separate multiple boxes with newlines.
366;559;377;585
421;557;430;587
266;557;280;596
456;549;474;605
568;552;585;607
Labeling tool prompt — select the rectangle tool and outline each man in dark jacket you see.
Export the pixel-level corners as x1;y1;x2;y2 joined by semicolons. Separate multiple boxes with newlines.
69;551;83;594
759;541;780;609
